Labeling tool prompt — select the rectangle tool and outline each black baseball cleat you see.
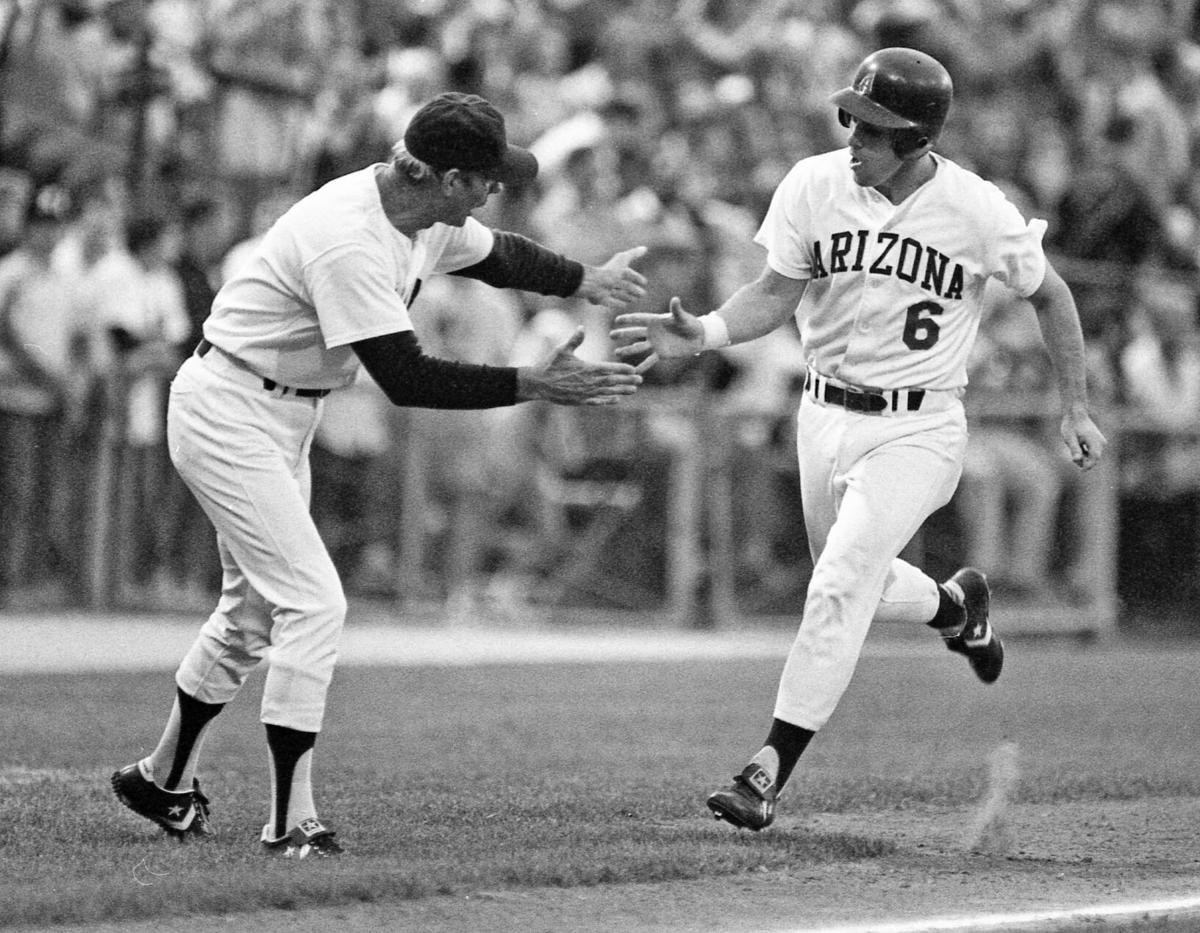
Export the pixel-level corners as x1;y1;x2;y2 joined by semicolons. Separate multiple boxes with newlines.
941;567;1004;684
705;762;777;831
111;761;213;840
261;818;344;859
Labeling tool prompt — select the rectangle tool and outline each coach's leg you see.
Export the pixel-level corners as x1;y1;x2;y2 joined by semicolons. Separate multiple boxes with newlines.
198;419;347;847
192;463;345;847
140;536;275;790
165;368;344;849
163;469;345;846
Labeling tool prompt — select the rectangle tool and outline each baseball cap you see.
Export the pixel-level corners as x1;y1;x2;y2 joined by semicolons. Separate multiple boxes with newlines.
404;92;539;186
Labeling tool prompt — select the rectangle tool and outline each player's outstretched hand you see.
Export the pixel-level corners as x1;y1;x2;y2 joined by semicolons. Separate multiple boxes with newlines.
1061;408;1107;471
575;246;648;310
611;297;706;372
516;326;642;406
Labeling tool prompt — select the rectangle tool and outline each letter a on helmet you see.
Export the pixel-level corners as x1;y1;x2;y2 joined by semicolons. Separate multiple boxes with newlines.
830;47;953;140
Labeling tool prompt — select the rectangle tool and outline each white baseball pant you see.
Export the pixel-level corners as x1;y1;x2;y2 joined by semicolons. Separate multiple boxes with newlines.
165;353;346;733
774;393;968;731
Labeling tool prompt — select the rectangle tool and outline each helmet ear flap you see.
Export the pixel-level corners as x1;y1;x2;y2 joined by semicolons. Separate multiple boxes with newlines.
891;128;930;156
838;108;851;128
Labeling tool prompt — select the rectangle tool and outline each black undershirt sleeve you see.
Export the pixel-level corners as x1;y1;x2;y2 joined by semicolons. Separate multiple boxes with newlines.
351;330;519;409
449;230;584;296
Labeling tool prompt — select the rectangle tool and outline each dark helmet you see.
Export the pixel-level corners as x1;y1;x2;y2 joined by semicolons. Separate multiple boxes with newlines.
829;47;952;152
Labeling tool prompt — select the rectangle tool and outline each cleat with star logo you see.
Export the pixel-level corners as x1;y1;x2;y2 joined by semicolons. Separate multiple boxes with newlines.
111;761;212;840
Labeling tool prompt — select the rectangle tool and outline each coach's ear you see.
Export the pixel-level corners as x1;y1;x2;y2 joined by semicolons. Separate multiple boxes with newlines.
438;167;466;196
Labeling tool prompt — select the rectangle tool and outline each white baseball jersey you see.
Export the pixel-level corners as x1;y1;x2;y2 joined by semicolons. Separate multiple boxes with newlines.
203;165;494;389
754;149;1047;391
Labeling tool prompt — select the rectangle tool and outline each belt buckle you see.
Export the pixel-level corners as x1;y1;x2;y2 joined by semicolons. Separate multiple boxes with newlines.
844;385;886;413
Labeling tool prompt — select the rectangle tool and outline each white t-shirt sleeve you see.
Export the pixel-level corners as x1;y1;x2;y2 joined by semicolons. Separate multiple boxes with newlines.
982;185;1047;298
306;243;414;349
429;217;494;274
753;163;811;281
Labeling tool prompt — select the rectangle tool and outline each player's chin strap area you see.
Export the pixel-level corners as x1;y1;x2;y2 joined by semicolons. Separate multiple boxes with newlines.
803;367;959;416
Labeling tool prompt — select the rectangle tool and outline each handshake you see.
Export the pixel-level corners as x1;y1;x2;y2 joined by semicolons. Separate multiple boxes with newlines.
517;244;708;408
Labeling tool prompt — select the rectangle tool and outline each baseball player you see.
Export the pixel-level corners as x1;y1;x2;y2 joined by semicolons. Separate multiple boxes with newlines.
111;92;647;858
612;48;1106;831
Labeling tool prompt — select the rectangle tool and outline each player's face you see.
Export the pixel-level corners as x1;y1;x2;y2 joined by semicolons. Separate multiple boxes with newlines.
846;118;904;189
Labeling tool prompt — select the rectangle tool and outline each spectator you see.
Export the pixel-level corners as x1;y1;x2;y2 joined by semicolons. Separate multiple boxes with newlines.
0;185;88;602
370;46;451;147
0;0;1192;619
408;273;528;615
1050;114;1184;378
0;168;34;258
1116;271;1200;608
1066;0;1190;214
199;0;336;215
173;198;222;346
309;367;397;596
90;210;192;597
1119;273;1200;497
218;184;296;284
528;106;668;359
956;282;1068;600
301;47;392;192
164;197;226;601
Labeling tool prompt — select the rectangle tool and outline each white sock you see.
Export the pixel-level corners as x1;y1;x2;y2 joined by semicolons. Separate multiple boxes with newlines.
266;748;318;840
749;747;780;784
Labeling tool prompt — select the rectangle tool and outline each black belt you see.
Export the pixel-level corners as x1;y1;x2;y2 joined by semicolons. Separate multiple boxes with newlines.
805;370;925;413
196;338;331;398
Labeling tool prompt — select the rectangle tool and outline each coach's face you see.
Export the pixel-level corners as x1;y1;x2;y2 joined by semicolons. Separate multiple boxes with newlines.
846;118;904;190
441;170;502;226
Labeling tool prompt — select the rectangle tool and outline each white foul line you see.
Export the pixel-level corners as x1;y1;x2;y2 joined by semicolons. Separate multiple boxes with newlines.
754;894;1200;933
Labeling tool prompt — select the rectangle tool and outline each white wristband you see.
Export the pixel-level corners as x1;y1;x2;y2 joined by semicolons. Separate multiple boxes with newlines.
699;314;731;351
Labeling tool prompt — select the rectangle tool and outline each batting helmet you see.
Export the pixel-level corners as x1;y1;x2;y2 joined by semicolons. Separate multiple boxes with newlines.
829;48;952;154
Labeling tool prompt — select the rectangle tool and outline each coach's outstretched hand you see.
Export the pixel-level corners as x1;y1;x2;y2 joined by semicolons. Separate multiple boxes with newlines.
575;246;649;310
516;326;642;406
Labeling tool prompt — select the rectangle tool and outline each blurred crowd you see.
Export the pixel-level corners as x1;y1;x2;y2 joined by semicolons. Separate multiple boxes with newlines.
3;0;1200;615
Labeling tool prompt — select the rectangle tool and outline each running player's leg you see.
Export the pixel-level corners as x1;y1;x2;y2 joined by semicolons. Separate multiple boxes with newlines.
708;405;965;828
776;407;965;733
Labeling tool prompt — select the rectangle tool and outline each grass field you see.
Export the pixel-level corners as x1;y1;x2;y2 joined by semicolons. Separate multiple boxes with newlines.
3;622;1200;931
